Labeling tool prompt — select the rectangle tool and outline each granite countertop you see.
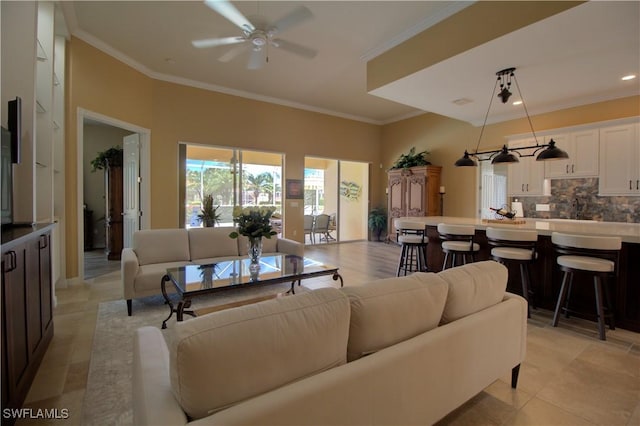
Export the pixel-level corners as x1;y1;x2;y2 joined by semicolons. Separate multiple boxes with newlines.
399;216;640;244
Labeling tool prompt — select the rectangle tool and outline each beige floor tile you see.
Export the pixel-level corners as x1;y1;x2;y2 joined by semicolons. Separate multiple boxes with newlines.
23;365;68;404
505;397;596;426
628;401;640;426
506;361;559;396
17;389;85;426
435;391;517;426
485;379;534;410
537;358;640;425
577;342;640;378
63;361;89;393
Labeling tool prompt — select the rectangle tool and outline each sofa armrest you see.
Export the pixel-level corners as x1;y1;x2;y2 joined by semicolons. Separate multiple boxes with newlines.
122;248;140;300
276;237;304;257
133;327;188;426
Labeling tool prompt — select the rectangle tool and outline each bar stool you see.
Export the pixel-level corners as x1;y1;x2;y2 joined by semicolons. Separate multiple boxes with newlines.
437;223;480;270
486;227;538;318
395;219;428;276
551;232;621;340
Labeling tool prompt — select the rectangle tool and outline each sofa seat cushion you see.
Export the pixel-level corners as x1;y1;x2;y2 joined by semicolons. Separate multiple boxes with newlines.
438;261;508;324
341;272;448;362
188;227;239;261
135;261;191;293
134;229;190;265
169;287;350;420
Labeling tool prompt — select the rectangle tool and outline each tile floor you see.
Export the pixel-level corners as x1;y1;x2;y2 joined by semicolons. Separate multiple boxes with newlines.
15;242;640;425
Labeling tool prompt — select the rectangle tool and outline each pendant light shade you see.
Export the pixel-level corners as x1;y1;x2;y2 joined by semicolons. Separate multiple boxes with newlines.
535;139;569;161
491;145;519;164
454;150;477;167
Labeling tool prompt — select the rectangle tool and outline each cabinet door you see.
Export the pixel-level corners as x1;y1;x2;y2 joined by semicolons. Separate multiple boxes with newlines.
571;129;599;177
508;138;545;196
39;233;53;332
405;172;426;216
599;124;638;195
2;246;30;403
544;133;571;178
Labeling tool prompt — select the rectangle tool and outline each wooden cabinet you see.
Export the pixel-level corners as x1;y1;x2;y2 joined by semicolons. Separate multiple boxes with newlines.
105;164;123;260
599;123;640;195
508;138;547;196
545;130;599;178
387;165;441;240
1;225;54;417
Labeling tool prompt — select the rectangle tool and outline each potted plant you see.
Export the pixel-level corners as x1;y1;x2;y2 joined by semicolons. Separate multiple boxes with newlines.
368;207;388;242
90;146;124;172
389;147;430;170
198;194;221;227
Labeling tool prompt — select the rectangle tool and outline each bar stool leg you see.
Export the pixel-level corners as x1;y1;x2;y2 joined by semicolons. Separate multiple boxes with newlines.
397;244;408;277
563;274;574;319
519;263;531;318
442;252;450;270
594;276;607;340
602;278;616;330
553;271;571;327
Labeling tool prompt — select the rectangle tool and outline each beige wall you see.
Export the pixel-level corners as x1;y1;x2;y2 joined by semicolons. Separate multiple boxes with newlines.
66;37;383;278
381;95;640;218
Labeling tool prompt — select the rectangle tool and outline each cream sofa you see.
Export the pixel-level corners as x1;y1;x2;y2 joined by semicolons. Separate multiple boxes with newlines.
133;261;527;425
121;227;303;316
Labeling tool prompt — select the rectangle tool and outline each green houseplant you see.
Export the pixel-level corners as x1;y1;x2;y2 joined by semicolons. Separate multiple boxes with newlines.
389;147;430;170
90;146;123;172
368;207;388;242
197;194;221;227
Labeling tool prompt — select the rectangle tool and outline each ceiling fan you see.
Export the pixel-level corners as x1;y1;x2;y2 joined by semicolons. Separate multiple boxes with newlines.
192;0;318;70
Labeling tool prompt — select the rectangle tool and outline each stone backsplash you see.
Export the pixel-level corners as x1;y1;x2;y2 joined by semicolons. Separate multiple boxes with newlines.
511;178;640;223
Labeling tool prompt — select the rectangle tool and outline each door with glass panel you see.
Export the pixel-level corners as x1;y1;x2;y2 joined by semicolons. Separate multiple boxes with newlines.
180;144;283;232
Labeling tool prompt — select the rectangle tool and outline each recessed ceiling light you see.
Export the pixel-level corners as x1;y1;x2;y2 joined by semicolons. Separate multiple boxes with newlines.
621;74;636;81
452;98;473;106
512;100;523;106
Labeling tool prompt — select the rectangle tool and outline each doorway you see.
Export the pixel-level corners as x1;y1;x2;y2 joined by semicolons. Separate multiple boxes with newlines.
77;109;150;280
304;157;369;244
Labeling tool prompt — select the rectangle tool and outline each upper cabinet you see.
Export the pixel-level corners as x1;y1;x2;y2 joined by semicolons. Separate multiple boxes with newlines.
507;137;547;196
599;122;640;196
544;130;599;179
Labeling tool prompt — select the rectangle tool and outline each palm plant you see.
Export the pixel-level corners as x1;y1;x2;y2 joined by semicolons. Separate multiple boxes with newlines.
197;193;221;227
368;208;388;242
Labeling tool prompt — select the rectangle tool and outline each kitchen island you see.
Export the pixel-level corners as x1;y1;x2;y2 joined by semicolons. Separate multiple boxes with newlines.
398;216;640;333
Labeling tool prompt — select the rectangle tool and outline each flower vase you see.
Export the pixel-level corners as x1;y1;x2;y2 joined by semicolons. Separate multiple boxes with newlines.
248;237;262;276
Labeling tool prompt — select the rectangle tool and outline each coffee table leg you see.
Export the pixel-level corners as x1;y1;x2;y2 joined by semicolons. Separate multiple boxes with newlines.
161;274;174;329
333;271;344;287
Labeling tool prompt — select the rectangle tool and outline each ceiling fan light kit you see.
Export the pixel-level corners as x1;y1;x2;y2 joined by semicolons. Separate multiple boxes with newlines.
193;0;318;70
455;67;570;167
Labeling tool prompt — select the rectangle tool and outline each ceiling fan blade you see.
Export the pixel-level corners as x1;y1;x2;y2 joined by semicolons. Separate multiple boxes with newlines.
218;44;248;62
270;5;313;35
272;39;317;59
204;0;255;32
247;48;266;70
192;36;245;49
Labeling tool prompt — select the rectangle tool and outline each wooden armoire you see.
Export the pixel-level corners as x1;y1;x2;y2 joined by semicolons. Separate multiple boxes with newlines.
105;162;123;260
387;165;442;241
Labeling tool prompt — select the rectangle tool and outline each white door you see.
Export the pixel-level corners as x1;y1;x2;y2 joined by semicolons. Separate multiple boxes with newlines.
123;133;140;248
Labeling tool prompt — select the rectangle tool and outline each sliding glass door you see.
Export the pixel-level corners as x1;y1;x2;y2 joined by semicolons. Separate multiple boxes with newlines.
180;144;283;231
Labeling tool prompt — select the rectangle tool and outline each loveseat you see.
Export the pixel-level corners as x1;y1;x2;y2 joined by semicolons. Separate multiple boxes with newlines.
133;261;527;425
121;227;303;315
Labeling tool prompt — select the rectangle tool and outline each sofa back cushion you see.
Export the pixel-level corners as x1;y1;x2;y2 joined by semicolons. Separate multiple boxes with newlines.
237;234;278;255
133;229;190;265
438;261;508;324
169;287;350;420
341;273;448;362
188;227;239;260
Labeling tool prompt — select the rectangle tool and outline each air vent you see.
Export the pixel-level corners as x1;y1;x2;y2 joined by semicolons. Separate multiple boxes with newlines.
452;98;473;106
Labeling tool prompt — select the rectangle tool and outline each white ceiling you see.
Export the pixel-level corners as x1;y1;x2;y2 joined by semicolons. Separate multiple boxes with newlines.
64;1;639;126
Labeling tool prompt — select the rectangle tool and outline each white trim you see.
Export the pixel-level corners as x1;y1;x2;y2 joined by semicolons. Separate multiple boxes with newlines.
360;1;474;62
506;115;640;141
72;29;386;125
75;108;151;281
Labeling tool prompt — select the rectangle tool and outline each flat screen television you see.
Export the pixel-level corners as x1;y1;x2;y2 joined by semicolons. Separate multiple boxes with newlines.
1;126;13;226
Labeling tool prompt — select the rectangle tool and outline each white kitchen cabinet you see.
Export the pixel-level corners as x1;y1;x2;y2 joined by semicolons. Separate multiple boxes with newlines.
507;137;547;196
599;122;640;195
544;130;599;178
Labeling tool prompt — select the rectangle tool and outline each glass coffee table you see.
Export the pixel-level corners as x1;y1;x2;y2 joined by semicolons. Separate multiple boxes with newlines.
160;254;343;328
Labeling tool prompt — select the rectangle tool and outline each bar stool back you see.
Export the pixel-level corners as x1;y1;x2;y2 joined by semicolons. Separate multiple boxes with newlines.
437;223;480;270
551;232;621;340
486;227;538;317
394;219;428;276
